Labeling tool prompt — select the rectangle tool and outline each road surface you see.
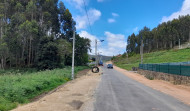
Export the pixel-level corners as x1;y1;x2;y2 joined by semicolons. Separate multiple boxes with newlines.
94;65;190;111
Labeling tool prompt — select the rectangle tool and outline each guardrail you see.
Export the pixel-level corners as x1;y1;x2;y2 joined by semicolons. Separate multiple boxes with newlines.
139;63;190;76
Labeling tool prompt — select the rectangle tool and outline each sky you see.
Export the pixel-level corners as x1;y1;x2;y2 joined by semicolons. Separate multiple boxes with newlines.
61;0;190;56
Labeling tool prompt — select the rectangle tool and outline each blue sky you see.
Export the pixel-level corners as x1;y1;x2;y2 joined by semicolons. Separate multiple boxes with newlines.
61;0;190;56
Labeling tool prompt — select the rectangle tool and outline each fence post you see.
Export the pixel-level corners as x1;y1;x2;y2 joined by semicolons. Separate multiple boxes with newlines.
146;64;147;70
152;64;153;71
168;64;169;73
180;64;181;75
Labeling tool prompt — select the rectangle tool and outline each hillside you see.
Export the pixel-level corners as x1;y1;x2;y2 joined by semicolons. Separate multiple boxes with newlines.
89;54;112;61
113;48;190;70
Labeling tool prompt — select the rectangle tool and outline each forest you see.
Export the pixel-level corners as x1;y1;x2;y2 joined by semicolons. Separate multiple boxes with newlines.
126;15;190;54
0;0;91;70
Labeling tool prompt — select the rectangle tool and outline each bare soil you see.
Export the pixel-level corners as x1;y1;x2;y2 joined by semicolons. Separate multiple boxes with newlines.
12;68;102;111
111;62;190;105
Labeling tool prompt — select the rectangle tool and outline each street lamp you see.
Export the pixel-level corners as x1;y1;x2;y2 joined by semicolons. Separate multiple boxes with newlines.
98;52;102;63
95;39;104;66
71;29;76;80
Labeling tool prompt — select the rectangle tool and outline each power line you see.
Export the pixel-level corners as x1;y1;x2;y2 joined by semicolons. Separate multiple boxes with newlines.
82;0;93;34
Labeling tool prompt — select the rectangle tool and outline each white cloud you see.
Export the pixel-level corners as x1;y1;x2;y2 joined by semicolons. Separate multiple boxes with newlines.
79;31;127;56
97;0;104;2
64;0;89;11
79;31;98;47
133;27;138;32
76;8;101;30
161;0;190;22
112;13;119;17
105;32;126;49
108;18;116;23
99;32;126;56
107;13;119;23
79;31;100;54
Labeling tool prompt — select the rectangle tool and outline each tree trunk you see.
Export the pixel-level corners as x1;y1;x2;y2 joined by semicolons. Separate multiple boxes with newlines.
22;38;25;62
31;44;34;65
189;31;190;43
1;58;4;70
28;36;32;66
3;56;6;69
9;55;11;68
0;18;2;39
16;54;18;68
170;41;173;48
164;42;166;49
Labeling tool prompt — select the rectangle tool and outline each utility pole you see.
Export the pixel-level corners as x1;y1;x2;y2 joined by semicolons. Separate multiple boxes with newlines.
140;37;143;64
188;31;190;47
95;39;98;66
98;52;100;63
71;29;76;80
98;52;102;62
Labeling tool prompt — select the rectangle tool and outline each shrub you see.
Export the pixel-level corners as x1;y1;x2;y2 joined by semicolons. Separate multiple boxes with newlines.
0;66;88;111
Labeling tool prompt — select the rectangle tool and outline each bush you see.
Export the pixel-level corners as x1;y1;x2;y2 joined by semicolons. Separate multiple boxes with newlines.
0;66;88;111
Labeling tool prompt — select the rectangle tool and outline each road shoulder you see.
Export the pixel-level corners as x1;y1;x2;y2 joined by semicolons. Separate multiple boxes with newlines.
113;65;190;106
12;68;102;111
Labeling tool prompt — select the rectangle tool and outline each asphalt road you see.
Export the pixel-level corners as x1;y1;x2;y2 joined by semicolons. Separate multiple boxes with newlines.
94;65;190;111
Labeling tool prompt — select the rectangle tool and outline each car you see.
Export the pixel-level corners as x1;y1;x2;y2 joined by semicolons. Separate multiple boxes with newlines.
107;64;113;69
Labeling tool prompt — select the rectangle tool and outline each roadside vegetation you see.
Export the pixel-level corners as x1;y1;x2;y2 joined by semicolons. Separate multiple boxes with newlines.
115;14;190;71
0;0;90;70
0;66;88;111
112;48;190;70
126;15;190;54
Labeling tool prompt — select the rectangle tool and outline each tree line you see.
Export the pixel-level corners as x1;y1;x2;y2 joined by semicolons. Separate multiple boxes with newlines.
127;15;190;54
0;0;91;70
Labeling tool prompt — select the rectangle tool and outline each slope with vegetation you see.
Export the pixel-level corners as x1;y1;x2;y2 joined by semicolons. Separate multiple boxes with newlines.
120;14;190;70
112;48;190;70
127;15;190;54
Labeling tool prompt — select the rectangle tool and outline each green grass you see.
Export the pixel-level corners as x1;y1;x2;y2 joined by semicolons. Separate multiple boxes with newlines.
0;68;38;75
113;48;190;70
0;66;88;111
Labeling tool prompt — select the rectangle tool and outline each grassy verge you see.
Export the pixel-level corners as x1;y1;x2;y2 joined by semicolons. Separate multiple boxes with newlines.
113;48;190;70
0;66;89;111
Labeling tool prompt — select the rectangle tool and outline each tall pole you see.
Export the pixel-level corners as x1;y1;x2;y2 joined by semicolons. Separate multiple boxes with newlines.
140;37;143;64
141;40;143;64
179;39;181;49
188;31;190;47
95;39;97;66
189;31;190;43
71;30;76;80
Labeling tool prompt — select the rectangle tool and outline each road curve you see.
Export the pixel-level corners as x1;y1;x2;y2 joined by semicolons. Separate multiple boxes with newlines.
94;65;190;111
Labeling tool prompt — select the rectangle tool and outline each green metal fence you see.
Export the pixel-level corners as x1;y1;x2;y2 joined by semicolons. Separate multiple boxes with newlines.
139;63;190;76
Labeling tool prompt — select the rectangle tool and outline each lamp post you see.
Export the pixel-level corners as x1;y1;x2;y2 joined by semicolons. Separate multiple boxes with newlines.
140;36;143;64
98;52;102;63
95;39;104;66
71;29;76;80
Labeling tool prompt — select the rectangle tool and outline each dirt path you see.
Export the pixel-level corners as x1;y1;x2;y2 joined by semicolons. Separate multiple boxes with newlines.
112;62;190;106
12;69;102;111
